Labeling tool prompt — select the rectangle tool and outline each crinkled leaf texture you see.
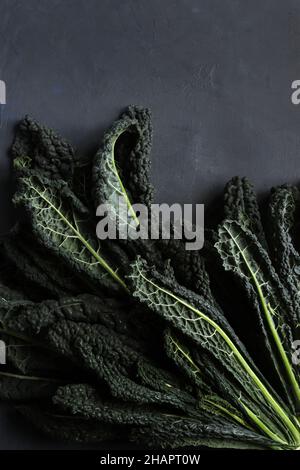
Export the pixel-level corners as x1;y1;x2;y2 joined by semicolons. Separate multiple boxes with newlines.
53;383;273;449
128;257;300;448
0;224;83;299
2;110;300;450
93;106;153;233
12;115;75;183
215;219;300;412
17;404;121;444
224;177;267;248
268;185;300;320
13;173;126;293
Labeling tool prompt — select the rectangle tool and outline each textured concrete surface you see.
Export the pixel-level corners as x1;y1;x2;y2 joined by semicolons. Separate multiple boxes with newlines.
0;0;300;449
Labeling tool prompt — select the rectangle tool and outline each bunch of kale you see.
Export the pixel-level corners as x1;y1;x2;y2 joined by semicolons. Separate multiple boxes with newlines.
0;107;299;449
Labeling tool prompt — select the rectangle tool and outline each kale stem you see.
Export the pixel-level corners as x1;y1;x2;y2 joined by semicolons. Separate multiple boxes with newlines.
138;268;300;446
225;224;300;407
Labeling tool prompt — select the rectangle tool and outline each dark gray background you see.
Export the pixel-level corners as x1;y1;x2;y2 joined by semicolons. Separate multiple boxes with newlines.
0;0;300;449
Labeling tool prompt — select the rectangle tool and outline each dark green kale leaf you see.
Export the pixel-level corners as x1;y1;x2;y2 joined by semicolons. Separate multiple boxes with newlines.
0;286;196;414
47;320;195;412
158;239;217;303
13;173;126;294
93;105;153;213
1;332;73;378
268;185;300;320
224;177;267;248
0;224;84;299
53;383;175;426
54;384;272;449
12;115;75;183
132;414;273;449
91;105;212;299
3;107;300;451
0;368;62;401
0;291;161;358
215;219;300;412
128;257;300;447
17;404;121;444
164;329;212;392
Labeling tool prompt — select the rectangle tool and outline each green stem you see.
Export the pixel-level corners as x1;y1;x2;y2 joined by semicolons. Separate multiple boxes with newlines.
0;370;62;382
225;224;300;406
30;183;128;292
241;401;287;447
111;131;140;226
137;267;300;445
203;397;253;431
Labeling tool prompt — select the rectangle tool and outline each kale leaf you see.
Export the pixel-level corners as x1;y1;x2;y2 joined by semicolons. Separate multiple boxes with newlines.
1;107;300;450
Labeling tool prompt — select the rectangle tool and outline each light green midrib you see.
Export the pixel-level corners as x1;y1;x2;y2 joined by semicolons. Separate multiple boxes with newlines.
29;182;128;291
0;370;62;382
240;401;287;446
169;334;202;376
203;397;253;431
169;335;252;430
136;265;300;445
111;129;140;226
224;224;300;405
268;303;300;403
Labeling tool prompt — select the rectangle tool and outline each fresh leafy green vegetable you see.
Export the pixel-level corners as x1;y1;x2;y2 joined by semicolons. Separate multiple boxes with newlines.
53;383;273;449
0;224;83;299
18;404;121;444
0;106;300;450
224;176;267;248
12;115;75;182
128;257;300;447
268;185;300;317
13;173;126;293
215;220;300;412
93;105;153;232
